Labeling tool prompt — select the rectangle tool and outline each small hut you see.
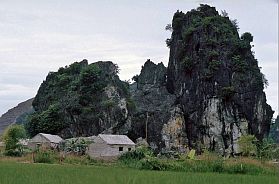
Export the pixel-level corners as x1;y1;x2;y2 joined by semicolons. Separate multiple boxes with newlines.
88;134;135;159
28;133;63;150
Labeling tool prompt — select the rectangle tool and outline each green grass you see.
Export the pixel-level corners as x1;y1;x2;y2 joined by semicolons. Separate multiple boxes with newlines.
0;162;278;184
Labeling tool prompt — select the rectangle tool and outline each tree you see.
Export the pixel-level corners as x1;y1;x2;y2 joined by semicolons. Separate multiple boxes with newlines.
132;74;139;89
132;75;139;83
256;138;279;160
238;135;257;156
165;24;172;31
165;38;172;48
241;32;253;43
221;10;228;17
230;19;239;31
26;104;65;137
2;125;26;156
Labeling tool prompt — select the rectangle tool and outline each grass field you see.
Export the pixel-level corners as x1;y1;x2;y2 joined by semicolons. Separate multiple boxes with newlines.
0;162;278;184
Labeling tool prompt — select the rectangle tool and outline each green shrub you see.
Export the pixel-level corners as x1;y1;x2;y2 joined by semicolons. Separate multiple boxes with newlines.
206;38;218;46
241;32;253;43
139;158;167;171
231;55;247;72
182;56;194;72
208;60;221;71
172;17;183;31
238;135;257;157
34;150;58;164
207;50;219;59
182;27;196;41
256;138;279;160
165;38;172;48
119;146;153;162
211;159;224;173
102;99;116;109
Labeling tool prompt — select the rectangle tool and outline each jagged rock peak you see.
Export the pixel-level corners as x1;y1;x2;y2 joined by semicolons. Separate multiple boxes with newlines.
136;59;167;89
165;4;273;155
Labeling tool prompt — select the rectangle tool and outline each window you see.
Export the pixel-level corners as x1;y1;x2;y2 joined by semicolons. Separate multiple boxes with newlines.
119;147;123;151
128;148;131;151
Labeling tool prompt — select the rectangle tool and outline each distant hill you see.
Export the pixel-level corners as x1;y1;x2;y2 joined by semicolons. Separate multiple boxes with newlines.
0;98;34;135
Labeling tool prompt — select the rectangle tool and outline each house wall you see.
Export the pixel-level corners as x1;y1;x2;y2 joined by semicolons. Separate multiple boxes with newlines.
87;137;135;159
28;134;54;150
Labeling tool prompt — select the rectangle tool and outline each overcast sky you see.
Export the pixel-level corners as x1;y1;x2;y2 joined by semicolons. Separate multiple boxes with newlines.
0;0;278;117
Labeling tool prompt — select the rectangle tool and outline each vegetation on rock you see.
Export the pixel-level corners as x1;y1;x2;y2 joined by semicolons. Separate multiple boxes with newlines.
166;4;273;155
26;60;132;138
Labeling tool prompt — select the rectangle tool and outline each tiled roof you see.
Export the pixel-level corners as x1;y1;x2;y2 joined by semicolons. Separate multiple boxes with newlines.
99;134;135;145
40;133;63;143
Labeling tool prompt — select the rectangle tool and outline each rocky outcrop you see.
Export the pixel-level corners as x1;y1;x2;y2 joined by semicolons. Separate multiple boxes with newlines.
28;60;132;138
0;98;34;135
129;60;178;152
17;5;273;156
165;4;273;155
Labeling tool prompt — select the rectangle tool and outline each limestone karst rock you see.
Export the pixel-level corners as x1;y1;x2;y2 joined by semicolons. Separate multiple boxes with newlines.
165;4;273;155
1;5;273;156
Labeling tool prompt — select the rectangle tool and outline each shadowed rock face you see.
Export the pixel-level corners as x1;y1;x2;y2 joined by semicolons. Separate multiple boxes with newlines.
165;4;273;155
128;60;178;152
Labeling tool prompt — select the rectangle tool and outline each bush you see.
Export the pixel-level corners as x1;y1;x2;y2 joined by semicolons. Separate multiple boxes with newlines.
182;27;196;41
208;60;221;71
34;150;58;164
182;56;194;72
119;146;153;162
211;159;224;173
119;146;154;168
63;138;91;155
165;38;172;48
238;135;257;157
256;138;279;160
172;11;184;31
139;158;166;170
207;50;219;59
231;55;247;72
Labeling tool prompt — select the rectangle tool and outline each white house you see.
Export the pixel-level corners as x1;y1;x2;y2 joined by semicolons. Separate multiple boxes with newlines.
28;133;63;150
87;134;135;159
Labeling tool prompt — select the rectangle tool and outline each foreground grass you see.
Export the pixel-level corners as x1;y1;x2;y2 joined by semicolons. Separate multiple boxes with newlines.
0;162;278;184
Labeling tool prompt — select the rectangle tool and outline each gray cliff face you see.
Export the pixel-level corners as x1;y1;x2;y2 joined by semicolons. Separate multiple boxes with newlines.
129;60;178;152
165;5;273;155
